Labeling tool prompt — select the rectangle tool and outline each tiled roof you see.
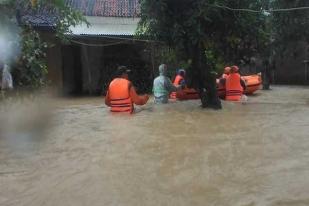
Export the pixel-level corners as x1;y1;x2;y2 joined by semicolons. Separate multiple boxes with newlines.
17;0;140;30
18;13;57;28
16;3;58;28
66;0;141;17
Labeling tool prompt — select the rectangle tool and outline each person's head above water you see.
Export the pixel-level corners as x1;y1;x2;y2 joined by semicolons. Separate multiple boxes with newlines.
224;67;231;74
116;66;131;79
230;65;239;73
159;64;167;76
177;69;186;77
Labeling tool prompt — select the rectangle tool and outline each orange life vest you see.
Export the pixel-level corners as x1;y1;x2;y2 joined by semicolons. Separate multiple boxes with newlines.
170;75;184;99
108;78;133;113
173;75;184;85
225;73;243;101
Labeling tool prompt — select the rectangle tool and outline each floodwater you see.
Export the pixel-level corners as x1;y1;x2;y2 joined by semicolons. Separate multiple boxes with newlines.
0;86;309;206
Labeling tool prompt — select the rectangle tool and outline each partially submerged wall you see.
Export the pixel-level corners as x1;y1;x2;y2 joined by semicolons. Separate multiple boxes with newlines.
60;38;153;95
274;41;309;85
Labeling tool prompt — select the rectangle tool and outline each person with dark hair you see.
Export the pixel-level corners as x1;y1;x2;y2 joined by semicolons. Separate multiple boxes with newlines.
170;68;200;100
105;66;149;113
173;69;186;87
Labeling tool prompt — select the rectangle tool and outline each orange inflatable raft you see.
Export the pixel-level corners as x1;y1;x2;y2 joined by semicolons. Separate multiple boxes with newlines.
171;74;262;100
217;74;262;98
242;74;262;94
170;88;200;100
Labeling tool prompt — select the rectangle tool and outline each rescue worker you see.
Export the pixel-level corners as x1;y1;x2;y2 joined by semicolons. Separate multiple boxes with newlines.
105;66;149;113
153;64;183;103
222;66;231;79
220;65;246;101
173;69;186;87
170;69;186;99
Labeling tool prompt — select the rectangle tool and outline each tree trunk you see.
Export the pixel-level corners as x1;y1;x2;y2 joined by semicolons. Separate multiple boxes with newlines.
262;60;271;90
187;45;222;109
262;71;270;90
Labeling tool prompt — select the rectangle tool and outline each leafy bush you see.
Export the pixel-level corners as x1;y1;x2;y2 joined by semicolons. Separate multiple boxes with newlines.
1;0;88;88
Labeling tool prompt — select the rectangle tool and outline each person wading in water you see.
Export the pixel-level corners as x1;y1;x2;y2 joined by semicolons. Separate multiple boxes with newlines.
105;66;149;113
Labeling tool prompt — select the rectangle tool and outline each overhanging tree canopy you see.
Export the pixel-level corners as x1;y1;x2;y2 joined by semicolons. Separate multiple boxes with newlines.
271;0;309;54
138;0;269;109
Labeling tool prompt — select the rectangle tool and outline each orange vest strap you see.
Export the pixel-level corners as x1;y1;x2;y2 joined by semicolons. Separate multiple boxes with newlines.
110;97;130;101
225;73;243;100
108;78;133;113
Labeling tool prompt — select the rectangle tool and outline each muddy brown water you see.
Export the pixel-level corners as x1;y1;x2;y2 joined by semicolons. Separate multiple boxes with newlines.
0;86;309;206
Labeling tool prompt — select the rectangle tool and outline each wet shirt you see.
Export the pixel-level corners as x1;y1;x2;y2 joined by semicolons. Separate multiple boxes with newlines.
153;75;178;103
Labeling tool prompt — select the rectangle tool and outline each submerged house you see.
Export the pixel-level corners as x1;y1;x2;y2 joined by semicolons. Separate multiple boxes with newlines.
19;0;155;95
18;0;309;91
63;0;157;95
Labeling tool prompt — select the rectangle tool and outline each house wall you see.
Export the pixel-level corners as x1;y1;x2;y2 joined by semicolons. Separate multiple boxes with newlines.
81;44;103;94
61;45;83;95
41;32;64;92
56;38;309;97
273;41;309;85
60;38;153;95
46;44;63;88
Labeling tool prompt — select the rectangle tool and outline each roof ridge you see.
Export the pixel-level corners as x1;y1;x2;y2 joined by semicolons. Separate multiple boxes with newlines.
66;0;141;17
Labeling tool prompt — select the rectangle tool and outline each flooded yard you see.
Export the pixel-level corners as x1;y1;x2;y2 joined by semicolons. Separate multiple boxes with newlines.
1;86;309;206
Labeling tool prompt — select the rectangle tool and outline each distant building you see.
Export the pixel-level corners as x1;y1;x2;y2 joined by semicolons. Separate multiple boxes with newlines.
18;0;156;95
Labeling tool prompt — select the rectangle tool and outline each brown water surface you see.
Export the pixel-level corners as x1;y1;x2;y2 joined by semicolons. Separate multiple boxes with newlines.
0;86;309;206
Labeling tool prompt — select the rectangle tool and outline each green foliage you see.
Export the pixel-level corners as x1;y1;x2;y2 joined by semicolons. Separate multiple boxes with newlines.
154;47;192;77
138;0;271;108
14;27;48;87
204;48;225;75
271;0;309;55
138;0;269;70
151;42;227;76
1;0;88;87
54;1;89;42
